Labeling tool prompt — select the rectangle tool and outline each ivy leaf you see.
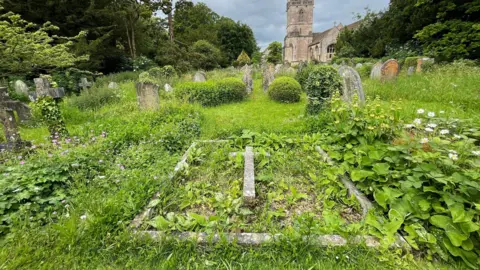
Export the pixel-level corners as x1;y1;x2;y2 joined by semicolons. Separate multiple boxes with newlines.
373;163;390;176
350;170;374;181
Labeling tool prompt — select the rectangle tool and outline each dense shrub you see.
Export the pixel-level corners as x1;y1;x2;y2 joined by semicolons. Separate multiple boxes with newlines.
52;68;96;94
404;57;421;68
268;77;302;103
356;63;373;79
305;66;342;115
295;63;315;90
175;78;246;107
69;86;121;111
95;71;140;86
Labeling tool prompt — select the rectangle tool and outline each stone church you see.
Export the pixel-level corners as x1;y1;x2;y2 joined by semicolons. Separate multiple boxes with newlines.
283;0;361;64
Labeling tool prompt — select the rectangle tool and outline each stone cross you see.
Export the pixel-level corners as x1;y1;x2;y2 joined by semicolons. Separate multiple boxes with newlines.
370;62;383;80
78;77;92;90
242;65;253;95
193;71;207;82
262;64;275;92
0;87;30;150
136;82;160;110
380;59;400;81
338;66;366;104
34;78;65;100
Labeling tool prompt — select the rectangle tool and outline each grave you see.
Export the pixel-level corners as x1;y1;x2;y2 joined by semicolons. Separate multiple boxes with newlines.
164;83;173;93
193;71;207;82
243;146;256;205
108;82;119;89
14;80;29;96
135;82;160;110
262;64;275;92
380;59;399;81
370;62;383;80
242;65;253;95
416;57;434;72
338;66;366;104
274;64;283;74
33;77;68;137
355;63;363;69
297;61;307;73
0;87;31;151
407;66;415;76
78;77;93;90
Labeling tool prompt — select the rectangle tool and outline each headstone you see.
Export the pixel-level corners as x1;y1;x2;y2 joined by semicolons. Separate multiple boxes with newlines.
193;71;206;82
14;80;29;96
108;82;119;89
407;66;415;76
274;64;283;74
34;78;65;99
417;57;434;72
242;65;253;95
0;87;31;150
380;59;399;81
78;77;92;90
136;82;160;110
243;146;255;206
355;63;363;69
297;61;307;73
370;62;383;80
262;64;275;92
164;83;173;93
338;66;366;104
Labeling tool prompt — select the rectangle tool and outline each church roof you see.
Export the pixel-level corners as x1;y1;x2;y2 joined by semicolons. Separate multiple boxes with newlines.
310;20;362;45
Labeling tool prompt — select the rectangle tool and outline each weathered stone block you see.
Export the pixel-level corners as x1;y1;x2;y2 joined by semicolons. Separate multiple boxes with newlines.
136;82;160;111
243;146;256;205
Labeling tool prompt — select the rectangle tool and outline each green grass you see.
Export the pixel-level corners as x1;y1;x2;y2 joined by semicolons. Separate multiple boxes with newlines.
201;79;306;138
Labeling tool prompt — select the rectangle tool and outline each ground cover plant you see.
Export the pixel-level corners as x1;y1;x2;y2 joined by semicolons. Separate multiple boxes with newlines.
146;136;363;235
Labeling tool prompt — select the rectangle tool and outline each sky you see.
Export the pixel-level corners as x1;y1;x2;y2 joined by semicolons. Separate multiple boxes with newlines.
190;0;390;49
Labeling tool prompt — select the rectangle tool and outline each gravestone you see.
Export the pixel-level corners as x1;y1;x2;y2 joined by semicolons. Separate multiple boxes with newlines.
297;61;307;73
242;65;253;95
14;80;29;96
274;64;283;74
34;77;68;137
193;71;207;82
108;82;119;89
164;83;173;93
407;66;415;76
417;57;434;72
355;63;363;69
243;146;256;206
262;64;275;92
78;77;93;90
136;82;160;110
338;66;366;104
380;59;399;81
0;87;31;150
370;62;383;80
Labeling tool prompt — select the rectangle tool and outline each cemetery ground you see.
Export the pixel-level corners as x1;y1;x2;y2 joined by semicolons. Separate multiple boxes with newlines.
1;64;479;269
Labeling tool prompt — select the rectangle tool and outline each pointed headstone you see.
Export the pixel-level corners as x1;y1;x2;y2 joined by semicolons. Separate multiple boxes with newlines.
338;66;365;104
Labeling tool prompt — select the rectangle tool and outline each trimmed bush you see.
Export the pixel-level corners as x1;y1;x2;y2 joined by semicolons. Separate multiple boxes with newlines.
295;63;315;90
305;66;342;115
175;78;246;107
268;77;302;103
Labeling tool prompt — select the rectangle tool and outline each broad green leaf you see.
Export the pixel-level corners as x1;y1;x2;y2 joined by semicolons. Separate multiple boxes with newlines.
430;215;452;229
459;221;480;234
373;163;390;176
374;190;388;209
385;209;404;235
350;170;374;181
418;200;431;212
449;203;471;223
368;151;383;161
151;216;170;230
188;213;207;226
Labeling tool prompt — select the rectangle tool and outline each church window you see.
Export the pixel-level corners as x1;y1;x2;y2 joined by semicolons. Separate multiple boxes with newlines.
299;9;305;22
327;44;335;59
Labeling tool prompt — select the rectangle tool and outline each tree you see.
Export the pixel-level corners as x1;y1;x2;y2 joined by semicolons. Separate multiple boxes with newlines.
0;10;88;75
174;2;220;46
266;41;283;64
217;18;257;64
190;40;222;70
236;50;251;66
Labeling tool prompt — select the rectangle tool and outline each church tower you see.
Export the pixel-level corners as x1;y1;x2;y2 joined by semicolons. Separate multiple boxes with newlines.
284;0;314;64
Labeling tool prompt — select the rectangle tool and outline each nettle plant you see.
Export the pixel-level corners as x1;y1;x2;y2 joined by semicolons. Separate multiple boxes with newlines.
318;98;480;267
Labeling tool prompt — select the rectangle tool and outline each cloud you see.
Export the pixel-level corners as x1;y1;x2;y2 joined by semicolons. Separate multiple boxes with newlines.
190;0;389;49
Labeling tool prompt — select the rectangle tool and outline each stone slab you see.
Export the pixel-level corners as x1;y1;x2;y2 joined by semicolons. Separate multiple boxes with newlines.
243;146;256;205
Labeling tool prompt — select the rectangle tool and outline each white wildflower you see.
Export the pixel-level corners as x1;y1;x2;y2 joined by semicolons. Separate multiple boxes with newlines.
421;138;429;144
428;112;435;118
427;123;438;128
413;119;422;125
448;153;459;161
425;128;434;132
440;129;450;135
417;109;425;114
472;151;480;156
404;124;415;129
80;214;87;220
454;134;462;139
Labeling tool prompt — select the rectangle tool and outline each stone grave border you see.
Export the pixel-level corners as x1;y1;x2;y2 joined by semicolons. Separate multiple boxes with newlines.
132;140;410;250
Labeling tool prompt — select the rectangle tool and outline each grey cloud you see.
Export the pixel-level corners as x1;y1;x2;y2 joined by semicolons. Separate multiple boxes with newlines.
191;0;389;49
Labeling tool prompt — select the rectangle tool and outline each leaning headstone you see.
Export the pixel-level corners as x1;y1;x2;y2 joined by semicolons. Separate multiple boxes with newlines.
380;59;399;81
14;80;29;96
108;82;119;89
262;64;275;92
242;65;253;94
338;66;366;104
407;66;415;76
78;77;92;90
417;57;434;72
164;83;173;93
136;82;160;110
370;62;383;80
193;71;206;82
